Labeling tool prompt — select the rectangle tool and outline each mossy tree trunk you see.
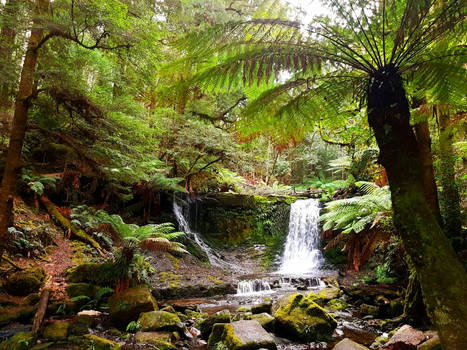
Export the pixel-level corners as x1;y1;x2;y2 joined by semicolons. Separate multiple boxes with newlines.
367;65;467;349
438;110;462;239
0;0;49;255
414;120;442;224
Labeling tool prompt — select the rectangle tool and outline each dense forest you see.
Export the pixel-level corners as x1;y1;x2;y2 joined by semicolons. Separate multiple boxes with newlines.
0;0;465;349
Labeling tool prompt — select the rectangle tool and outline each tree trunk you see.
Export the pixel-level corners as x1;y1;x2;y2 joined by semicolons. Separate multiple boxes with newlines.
367;65;467;349
438;111;462;239
0;0;18;133
414;120;442;223
0;0;49;253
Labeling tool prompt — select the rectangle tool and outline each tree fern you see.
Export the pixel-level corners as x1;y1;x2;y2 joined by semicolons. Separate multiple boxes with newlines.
320;182;392;234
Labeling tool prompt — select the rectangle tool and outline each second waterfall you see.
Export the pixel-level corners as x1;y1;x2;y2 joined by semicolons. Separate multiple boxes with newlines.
278;198;324;275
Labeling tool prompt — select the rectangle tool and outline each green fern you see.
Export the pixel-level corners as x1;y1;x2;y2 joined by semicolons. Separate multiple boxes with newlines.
320;182;392;234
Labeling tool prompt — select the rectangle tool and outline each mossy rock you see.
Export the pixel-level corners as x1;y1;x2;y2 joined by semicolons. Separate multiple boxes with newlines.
108;285;158;328
213;320;277;350
326;299;348;311
24;293;40;306
138;311;182;332
249;313;274;331
359;304;379;317
199;310;231;337
0;331;35;350
308;286;341;305
66;283;99;299
134;332;175;349
83;334;120;350
272;293;337;342
43;321;70;341
5;268;46;296
250;302;271;314
30;343;55;350
0;305;36;326
66;263;117;286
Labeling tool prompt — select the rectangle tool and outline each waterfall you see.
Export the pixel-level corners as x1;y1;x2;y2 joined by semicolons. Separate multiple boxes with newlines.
173;200;230;268
236;279;272;295
278;198;324;275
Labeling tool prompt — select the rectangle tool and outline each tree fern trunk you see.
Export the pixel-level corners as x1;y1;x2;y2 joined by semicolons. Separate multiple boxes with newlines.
367;65;467;349
438;111;462;239
414;120;442;224
0;0;49;253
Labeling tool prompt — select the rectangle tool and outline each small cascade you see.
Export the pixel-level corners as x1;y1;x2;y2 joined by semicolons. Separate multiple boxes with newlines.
173;200;230;268
236;279;272;295
278;198;325;275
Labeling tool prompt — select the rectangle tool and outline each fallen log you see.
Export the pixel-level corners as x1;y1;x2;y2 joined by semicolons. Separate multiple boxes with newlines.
32;288;50;333
40;196;103;254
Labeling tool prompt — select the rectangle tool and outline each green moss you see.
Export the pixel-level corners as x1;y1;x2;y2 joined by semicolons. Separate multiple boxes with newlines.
66;283;99;299
43;321;70;341
326;299;348;311
84;335;120;350
0;331;35;350
5;268;46;296
273;293;337;342
0;305;36;326
138;311;182;332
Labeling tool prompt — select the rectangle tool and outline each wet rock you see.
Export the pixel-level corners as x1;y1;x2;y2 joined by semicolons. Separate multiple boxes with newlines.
341;324;378;346
42;321;70;341
382;325;426;350
135;331;175;349
5;268;46;296
359;304;379;317
0;331;34;350
326;299;348;311
208;320;277;350
273;293;337;342
108;285;158;328
251;302;271;314
417;334;440;350
332;338;369;350
250;313;274;331
138;311;182;332
199;310;231;337
83;334;120;350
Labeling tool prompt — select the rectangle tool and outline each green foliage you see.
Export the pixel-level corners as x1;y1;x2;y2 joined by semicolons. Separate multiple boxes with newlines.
20;169;61;196
126;321;141;333
375;262;397;284
320;182;392;234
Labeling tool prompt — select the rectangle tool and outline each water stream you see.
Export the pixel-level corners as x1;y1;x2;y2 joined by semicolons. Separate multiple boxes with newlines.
278;198;324;275
173;200;231;268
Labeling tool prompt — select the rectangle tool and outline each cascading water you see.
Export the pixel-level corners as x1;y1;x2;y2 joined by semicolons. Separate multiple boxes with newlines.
173;200;230;268
236;279;272;295
278;198;324;275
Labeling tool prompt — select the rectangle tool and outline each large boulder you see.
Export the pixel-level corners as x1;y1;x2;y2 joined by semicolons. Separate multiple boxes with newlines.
66;283;100;299
138;311;182;332
333;338;369;350
382;325;427;350
208;320;277;350
108;285;158;328
5;268;46;296
272;293;337;342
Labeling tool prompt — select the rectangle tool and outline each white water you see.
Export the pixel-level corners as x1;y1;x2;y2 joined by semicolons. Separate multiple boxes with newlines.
278;198;324;275
173;201;230;268
236;279;272;296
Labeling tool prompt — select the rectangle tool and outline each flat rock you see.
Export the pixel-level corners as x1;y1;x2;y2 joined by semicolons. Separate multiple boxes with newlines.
341;324;378;345
383;325;427;350
138;311;182;332
333;338;369;350
223;320;277;350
